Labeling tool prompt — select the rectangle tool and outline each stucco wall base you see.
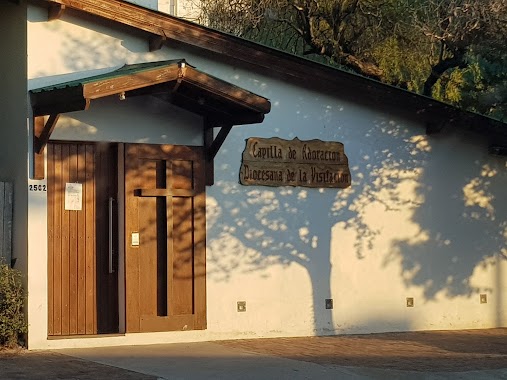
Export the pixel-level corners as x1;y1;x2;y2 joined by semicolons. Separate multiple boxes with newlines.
30;324;505;350
31;329;325;350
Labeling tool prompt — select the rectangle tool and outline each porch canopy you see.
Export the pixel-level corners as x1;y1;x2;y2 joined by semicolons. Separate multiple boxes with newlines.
29;59;271;180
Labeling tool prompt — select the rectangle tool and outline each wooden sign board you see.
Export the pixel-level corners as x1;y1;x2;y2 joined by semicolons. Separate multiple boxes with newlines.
239;137;351;188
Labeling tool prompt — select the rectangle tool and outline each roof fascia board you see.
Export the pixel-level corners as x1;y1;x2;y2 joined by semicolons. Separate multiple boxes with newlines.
30;84;89;117
171;94;265;125
183;67;271;114
82;64;181;99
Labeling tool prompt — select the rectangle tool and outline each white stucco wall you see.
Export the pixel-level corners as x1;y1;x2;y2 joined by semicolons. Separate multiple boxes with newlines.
27;3;507;349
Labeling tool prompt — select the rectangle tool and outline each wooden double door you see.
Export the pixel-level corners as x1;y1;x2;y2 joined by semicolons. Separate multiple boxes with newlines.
47;142;206;336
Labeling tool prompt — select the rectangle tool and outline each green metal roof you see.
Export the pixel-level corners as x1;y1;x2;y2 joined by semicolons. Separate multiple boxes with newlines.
30;59;186;93
29;57;271;126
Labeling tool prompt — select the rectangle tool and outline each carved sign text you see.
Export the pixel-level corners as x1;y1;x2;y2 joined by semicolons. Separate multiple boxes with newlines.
239;137;351;188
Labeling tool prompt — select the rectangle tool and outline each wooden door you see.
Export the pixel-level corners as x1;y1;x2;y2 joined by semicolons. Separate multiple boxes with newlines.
125;144;206;332
47;142;119;336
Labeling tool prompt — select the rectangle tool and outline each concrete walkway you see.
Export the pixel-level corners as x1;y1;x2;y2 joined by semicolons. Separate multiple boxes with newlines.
60;340;507;379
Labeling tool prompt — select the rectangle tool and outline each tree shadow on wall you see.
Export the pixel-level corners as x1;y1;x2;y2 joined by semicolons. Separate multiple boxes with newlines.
207;111;507;333
385;132;507;325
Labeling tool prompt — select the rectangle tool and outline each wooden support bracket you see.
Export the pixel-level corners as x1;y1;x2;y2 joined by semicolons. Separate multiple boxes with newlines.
48;4;66;20
204;122;233;186
204;128;214;186
34;114;60;154
149;34;167;52
488;145;507;156
32;117;45;180
207;125;233;162
32;114;60;179
425;121;445;135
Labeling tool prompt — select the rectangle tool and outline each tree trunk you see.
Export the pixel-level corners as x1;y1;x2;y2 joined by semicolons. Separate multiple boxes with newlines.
423;53;466;96
343;54;383;80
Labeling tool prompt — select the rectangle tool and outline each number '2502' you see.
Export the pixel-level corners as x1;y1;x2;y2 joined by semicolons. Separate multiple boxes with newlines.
29;184;47;192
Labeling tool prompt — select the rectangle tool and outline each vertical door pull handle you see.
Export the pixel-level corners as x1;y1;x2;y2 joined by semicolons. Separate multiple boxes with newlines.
109;197;115;274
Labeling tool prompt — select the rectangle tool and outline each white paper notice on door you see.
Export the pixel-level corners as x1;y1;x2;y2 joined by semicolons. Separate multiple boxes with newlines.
65;183;83;211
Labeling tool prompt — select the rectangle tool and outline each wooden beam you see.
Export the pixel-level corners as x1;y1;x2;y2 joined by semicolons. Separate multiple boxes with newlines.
32;116;46;180
83;65;180;99
32;100;88;117
488;145;507;156
35;114;60;154
184;67;271;113
134;188;195;197
171;93;265;126
48;4;66;20
203;125;214;186
30;85;88;117
207;125;232;161
149;34;166;52
125;82;175;98
425;121;445;135
32;114;59;180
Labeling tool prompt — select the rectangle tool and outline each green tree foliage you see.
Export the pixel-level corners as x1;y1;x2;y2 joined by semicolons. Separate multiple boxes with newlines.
406;0;507;97
194;0;507;121
0;264;27;348
434;51;507;121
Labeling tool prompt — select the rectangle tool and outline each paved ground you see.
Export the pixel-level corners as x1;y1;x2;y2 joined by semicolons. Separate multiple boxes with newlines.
0;328;506;379
219;328;507;372
0;348;156;379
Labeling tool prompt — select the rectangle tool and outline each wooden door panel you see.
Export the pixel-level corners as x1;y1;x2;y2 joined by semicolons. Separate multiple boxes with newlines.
68;144;78;335
47;142;118;336
140;314;199;332
84;145;96;335
125;144;206;333
172;196;194;316
60;144;70;335
48;143;94;336
138;195;160;316
76;145;87;334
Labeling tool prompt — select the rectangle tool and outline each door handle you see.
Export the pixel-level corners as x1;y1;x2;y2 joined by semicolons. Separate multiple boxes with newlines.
109;197;115;274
